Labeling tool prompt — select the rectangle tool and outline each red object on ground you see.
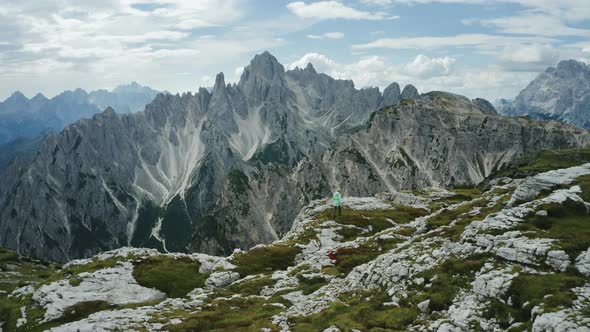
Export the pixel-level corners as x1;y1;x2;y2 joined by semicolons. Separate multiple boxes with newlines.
328;251;338;261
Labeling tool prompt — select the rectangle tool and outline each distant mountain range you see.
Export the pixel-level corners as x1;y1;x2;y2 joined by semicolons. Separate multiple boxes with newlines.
497;60;590;129
0;83;160;170
0;82;160;145
0;132;48;170
1;52;588;262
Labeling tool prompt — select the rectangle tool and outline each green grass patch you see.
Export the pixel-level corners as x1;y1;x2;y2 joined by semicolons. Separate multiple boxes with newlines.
0;299;22;332
284;227;318;247
412;254;490;311
491;149;590;179
426;200;482;230
316;205;428;241
572;174;590;202
57;300;112;323
427;189;484;211
451;188;484;199
517;200;590;258
391;227;417;237
484;271;585;328
437;194;510;241
62;257;120;277
291;290;419;331
0;295;62;332
166;296;281;331
298;275;328;295
232;245;301;277
330;239;402;275
220;275;275;297
132;256;207;298
0;248;19;263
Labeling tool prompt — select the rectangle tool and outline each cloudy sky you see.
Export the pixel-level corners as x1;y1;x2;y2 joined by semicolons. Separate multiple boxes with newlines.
1;0;590;102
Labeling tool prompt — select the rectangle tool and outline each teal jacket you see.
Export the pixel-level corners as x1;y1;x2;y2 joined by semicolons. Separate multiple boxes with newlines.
333;192;342;207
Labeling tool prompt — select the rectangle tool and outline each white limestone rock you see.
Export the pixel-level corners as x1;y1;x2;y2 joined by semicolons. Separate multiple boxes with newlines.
33;262;166;322
508;163;590;205
206;271;240;288
535;210;548;216
546;250;570;272
576;248;590;276
48;306;161;332
532;310;590;332
418;299;430;313
482;234;553;266
16;306;27;328
472;268;515;299
438;294;487;331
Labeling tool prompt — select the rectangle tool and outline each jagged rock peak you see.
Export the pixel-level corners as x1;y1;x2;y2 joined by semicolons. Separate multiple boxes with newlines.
7;91;27;102
113;81;155;94
198;87;210;97
304;62;317;74
31;93;47;101
555;59;587;73
213;72;226;93
472;98;498;115
501;58;590;129
380;82;401;108
240;51;285;82
401;84;419;99
100;106;117;117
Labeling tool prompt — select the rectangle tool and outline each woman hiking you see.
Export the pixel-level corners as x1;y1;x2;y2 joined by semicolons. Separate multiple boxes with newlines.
333;189;342;219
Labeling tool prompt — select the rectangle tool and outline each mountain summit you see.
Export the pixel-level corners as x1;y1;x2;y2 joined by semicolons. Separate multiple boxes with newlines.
0;52;588;262
499;59;590;129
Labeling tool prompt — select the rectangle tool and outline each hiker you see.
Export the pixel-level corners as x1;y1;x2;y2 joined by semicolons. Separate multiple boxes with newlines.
333;189;342;219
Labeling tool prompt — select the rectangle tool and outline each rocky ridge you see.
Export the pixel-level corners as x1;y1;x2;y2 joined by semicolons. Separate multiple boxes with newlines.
1;156;590;331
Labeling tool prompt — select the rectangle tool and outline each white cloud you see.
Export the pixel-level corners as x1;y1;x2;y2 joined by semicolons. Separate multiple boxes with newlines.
403;54;456;78
306;32;344;39
289;52;539;101
290;53;339;72
480;14;590;37
290;52;454;89
376;0;590;31
361;0;393;6
290;52;394;88
353;34;555;50
497;44;559;71
200;75;215;88
0;0;294;98
324;32;345;39
287;1;398;20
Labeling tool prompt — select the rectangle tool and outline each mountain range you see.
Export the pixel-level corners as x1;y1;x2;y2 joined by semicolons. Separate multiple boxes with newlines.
0;82;160;145
0;52;588;263
498;59;590;129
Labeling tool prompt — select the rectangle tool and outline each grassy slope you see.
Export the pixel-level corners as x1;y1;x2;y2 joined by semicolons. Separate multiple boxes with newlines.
491;148;590;179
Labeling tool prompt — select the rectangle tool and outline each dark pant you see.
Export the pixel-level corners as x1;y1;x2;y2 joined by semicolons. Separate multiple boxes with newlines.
333;205;341;219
